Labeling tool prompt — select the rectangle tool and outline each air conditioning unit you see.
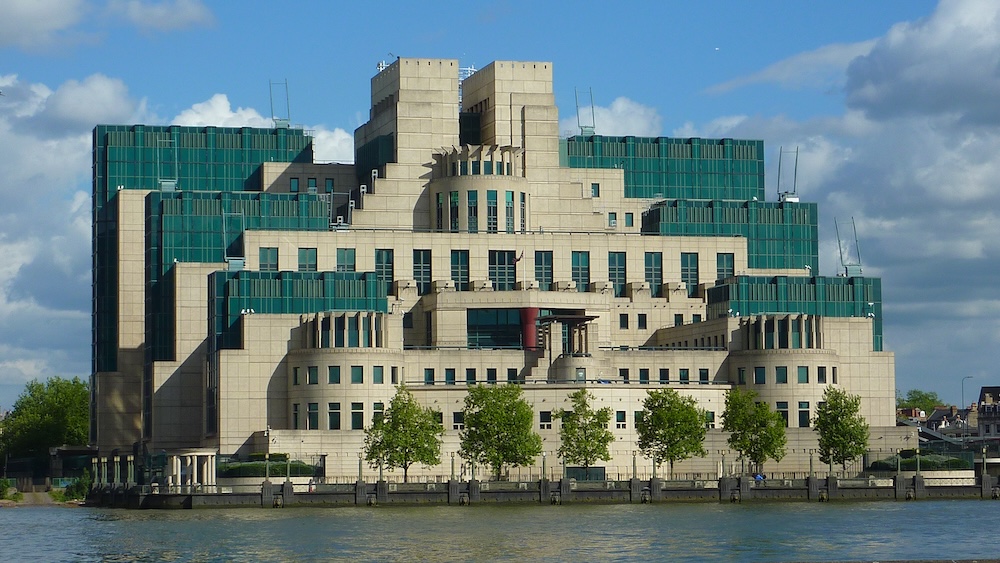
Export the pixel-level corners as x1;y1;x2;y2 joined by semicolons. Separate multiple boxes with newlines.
609;219;617;227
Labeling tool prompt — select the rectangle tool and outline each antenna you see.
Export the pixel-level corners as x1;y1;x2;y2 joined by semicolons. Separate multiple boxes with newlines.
835;217;864;277
777;146;800;203
269;79;291;128
575;88;596;136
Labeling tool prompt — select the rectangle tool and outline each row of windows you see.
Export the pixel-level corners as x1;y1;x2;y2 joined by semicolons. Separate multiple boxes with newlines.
292;365;398;385
776;401;816;428
737;366;838;385
288;177;335;194
423;367;522;385
615;368;714;384
292;401;382;430
663;332;727;350
436;190;523;234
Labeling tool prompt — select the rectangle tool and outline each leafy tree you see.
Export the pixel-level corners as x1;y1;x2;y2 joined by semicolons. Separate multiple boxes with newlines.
460;384;542;480
363;385;443;482
0;377;89;469
814;387;869;470
896;389;943;414
722;388;786;474
554;389;615;479
636;388;707;479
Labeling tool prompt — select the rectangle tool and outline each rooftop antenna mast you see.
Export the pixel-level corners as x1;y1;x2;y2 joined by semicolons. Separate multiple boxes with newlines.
269;79;290;129
835;217;864;277
575;87;596;136
777;146;800;203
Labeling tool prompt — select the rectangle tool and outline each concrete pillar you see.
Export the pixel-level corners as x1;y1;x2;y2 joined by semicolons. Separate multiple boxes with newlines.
126;455;134;486
448;479;460;504
914;474;925;499
650;477;663;502
112;453;120;485
469;479;481;503
261;480;274;508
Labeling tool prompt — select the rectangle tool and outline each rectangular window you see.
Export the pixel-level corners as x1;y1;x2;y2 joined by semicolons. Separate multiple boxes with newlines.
639;368;650;384
451;250;470;291
450;191;460;232
259;247;278;272
325;178;334;193
798;402;810;428
307;366;318;385
592;183;600;197
659;368;669;384
307;178;317;193
692;314;702;324
373;366;384;384
328;366;341;384
520;192;526;233
738;367;746;385
435;192;444;231
487;190;498;233
645;252;663;297
487;368;497;384
620;368;630;383
705;411;716;430
832;367;838;384
674;314;684;327
489;250;517;291
336;248;356;272
572;251;590;292
424;368;435;385
352;402;364;430
467;190;478;233
505;191;515;233
307;403;319;430
716;252;735;280
293;367;300;385
413;249;432;295
775;366;788;384
351;365;363;384
616;410;626;429
625;213;634;227
679;369;690;384
797;366;809;384
375;249;394;295
699;368;709;384
681;252;699;298
292;403;300;429
328;402;341;430
776;402;789;427
290;177;299;192
754;367;766;385
453;411;465;430
466;368;476;385
609;251;626;297
539;411;552;430
817;366;827;384
535;251;553;291
608;212;617;227
373;402;385;423
391;366;398;385
507;368;518;383
298;248;317;272
638;314;647;330
619;314;629;329
445;368;456;385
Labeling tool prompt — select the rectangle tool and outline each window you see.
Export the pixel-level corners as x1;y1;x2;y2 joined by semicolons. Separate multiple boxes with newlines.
639;368;650;384
540;411;552;430
775;366;788;384
328;366;341;384
620;368;630;383
450;191;460;232
445;368;456;385
832;367;838;384
328;403;341;430
659;368;669;384
692;314;702;324
352;402;364;430
753;367;766;385
413;249;431;295
487;368;497;384
507;368;518;383
290;177;299;192
674;314;684;327
435;192;443;231
489;250;517;290
487;190;498;233
705;411;716;429
520;192;526;233
619;314;629;329
625;213;634;227
717;252;735;280
535;251;553;291
738;367;746;385
797;366;809;384
638;314;647;330
307;403;319;430
391;366;398;385
468;190;478;233
373;366;384;384
505;191;515;233
679;369;690;384
609;251;626;297
817;366;827;384
336;248;356;272
466;368;476;385
307;178;317;193
453;412;465;430
572;251;590;292
307;366;318;385
591;183;600;197
699;368;709;384
292;403;300;429
351;365;363;384
259;247;278;271
373;402;384;423
616;410;626;429
298;248;317;272
645;252;663;297
451;250;470;291
292;367;300;385
798;402;810;428
608;212;617;227
424;368;435;385
776;402;789;427
375;249;394;295
681;252;699;297
325;178;334;193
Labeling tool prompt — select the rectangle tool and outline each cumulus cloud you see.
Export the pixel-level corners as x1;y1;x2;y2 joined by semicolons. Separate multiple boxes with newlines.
559;97;662;137
106;0;213;31
708;40;877;94
0;0;87;49
12;74;145;138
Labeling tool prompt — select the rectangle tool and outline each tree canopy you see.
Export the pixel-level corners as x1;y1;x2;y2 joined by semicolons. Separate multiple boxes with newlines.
636;388;707;478
459;384;542;480
554;389;615;479
896;389;943;414
722;387;786;473
814;387;869;470
363;385;443;482
0;377;89;464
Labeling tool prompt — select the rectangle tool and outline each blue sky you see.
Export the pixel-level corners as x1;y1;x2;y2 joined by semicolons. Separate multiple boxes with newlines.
2;0;997;410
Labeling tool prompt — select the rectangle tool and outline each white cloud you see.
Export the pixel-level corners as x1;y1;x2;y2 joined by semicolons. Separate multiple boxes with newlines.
708;40;877;94
560;97;662;137
0;0;86;49
106;0;213;31
312;128;355;163
172;94;271;127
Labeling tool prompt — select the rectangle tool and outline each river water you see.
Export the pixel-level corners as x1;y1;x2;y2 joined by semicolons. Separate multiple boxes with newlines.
1;500;991;561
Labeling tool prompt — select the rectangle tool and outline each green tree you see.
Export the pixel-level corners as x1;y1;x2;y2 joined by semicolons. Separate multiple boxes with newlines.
363;385;443;482
0;377;89;470
460;384;542;480
636;388;707;478
722;388;786;474
896;389;943;414
554;389;615;479
814;387;869;470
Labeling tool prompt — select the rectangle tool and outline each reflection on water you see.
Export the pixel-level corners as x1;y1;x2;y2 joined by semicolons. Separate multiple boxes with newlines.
0;500;992;562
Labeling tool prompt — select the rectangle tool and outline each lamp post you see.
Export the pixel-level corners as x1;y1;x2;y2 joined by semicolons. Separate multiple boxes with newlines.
962;376;973;446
